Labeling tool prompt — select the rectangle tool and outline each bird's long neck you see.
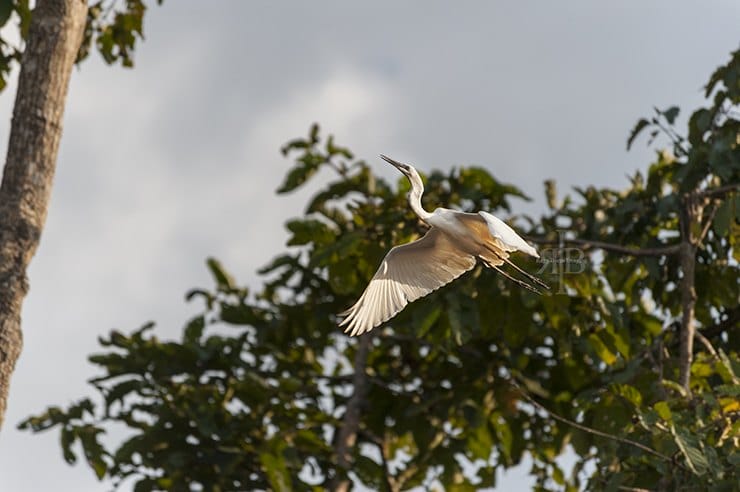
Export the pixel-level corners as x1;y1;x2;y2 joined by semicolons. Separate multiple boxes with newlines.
408;184;432;222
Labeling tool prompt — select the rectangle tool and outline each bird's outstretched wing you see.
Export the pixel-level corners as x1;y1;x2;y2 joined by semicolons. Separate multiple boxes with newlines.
339;227;476;336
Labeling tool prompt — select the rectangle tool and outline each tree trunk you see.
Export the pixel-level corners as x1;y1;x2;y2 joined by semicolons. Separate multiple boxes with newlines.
0;0;88;431
332;335;372;491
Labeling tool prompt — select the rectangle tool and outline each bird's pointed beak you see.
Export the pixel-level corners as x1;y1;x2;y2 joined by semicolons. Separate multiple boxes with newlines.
379;154;406;172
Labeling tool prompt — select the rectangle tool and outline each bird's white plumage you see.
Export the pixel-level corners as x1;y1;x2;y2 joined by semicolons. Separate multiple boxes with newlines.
478;211;539;258
339;155;544;336
339;228;476;336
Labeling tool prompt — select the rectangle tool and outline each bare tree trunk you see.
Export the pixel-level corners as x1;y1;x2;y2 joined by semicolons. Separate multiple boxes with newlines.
0;0;88;431
332;335;372;492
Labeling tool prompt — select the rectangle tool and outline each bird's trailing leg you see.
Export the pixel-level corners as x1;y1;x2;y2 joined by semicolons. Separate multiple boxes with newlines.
482;259;543;295
500;257;550;290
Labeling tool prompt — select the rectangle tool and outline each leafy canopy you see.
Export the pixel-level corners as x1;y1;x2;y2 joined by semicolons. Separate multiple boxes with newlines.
20;50;739;491
0;0;163;91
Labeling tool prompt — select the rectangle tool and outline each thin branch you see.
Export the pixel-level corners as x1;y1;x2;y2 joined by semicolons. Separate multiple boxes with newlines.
510;379;677;465
644;344;668;401
654;116;689;157
695;331;719;359
368;376;417;397
695;331;740;385
697;200;720;244
694;183;739;200
699;307;740;340
360;430;397;492
530;237;680;257
677;193;702;395
317;374;354;384
326;159;349;179
529;184;737;259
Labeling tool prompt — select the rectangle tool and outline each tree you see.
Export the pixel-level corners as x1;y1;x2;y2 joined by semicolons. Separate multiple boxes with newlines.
0;0;161;431
20;51;739;490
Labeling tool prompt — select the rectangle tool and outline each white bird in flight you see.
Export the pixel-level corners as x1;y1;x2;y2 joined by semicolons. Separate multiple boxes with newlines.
339;155;547;337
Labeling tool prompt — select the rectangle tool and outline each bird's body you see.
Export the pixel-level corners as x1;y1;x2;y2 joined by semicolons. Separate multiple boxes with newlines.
339;156;546;336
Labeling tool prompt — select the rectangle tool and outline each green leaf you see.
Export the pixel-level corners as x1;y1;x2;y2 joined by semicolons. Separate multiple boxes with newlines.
713;198;733;238
467;422;493;460
717;348;739;384
653;401;672;421
627;118;650;150
285;219;335;246
258;254;298;275
612;383;643;407
259;449;291;491
552;464;565;485
184;315;205;343
206;257;235;290
716;384;740;397
354;455;383;489
277;161;319;194
60;427;77;464
491;413;513;463
588;333;617;365
544;179;558;209
663;106;680;124
0;0;13;27
78;426;108;479
672;426;709;476
309;122;320;144
104;379;143;409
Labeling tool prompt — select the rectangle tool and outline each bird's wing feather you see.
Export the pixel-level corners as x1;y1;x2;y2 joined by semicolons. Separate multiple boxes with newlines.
339;227;476;336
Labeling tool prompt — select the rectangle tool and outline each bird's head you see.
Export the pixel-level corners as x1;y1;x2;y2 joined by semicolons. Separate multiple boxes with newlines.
380;154;424;195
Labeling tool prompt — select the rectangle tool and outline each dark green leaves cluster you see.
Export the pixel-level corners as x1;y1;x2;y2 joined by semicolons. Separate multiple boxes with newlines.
0;0;162;91
0;0;29;91
20;52;740;491
20;294;332;491
79;0;164;67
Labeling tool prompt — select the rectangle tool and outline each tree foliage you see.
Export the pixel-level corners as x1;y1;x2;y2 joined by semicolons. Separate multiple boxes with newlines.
20;51;740;491
0;0;161;90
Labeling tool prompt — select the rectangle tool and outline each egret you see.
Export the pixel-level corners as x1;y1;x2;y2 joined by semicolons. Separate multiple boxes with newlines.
339;155;547;337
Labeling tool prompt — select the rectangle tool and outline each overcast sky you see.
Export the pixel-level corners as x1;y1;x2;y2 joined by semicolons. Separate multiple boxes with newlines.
1;2;738;491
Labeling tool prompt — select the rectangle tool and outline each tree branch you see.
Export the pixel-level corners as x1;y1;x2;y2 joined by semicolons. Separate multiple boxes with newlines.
699;307;739;341
510;379;677;465
694;183;739;200
677;242;697;394
530;237;680;257
695;331;740;385
360;430;398;492
677;193;702;395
